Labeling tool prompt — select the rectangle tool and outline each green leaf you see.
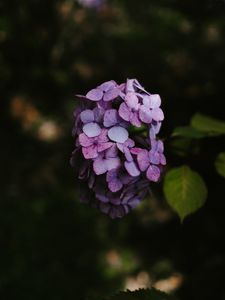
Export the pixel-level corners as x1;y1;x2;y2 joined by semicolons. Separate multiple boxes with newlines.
104;288;173;300
215;152;225;178
191;113;225;136
163;166;207;221
172;126;207;139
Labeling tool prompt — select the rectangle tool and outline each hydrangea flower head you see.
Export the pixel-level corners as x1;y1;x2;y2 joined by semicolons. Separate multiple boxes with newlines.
71;79;166;218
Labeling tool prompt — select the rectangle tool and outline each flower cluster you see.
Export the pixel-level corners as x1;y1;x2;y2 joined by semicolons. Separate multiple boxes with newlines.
77;0;104;9
70;79;166;218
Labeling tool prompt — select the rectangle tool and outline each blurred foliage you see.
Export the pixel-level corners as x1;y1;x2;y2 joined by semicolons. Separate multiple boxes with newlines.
0;0;225;299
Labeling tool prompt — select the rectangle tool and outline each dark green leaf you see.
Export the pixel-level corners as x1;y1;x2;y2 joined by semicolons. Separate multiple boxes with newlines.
163;166;207;221
191;114;225;136
172;126;207;139
215;152;225;178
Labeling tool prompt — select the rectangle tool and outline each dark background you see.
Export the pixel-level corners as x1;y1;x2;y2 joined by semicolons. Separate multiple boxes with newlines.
0;0;225;299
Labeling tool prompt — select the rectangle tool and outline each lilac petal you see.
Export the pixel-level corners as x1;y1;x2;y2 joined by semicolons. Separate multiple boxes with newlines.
99;80;116;92
108;179;123;192
106;157;121;171
82;145;98;159
125;138;135;148
126;79;135;93
79;133;93;147
149;122;161;139
86;88;103;101
149;94;161;108
139;105;152;123
124;161;140;177
128;197;141;209
96;194;109;203
93;158;108;175
137;149;150;171
118;103;130;122
104;109;119;127
110;197;121;205
151;108;164;121
125;92;139;109
160;154;167;165
146;165;160;182
97;142;113;153
110;206;124;219
83;122;101;138
149;150;160;164
108;126;129;143
105;144;118;158
124;147;133;162
80;109;94;123
106;169;117;182
130;112;142;127
103;88;120;101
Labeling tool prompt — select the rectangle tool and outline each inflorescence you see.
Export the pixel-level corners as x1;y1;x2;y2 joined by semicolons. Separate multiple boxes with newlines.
70;79;166;218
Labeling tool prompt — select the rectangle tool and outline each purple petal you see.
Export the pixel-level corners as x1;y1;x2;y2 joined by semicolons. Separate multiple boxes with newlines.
106;169;117;182
83;122;101;138
103;109;119;127
149;94;161;108
103;88;120;101
80;109;94;123
108;126;129;143
124;161;140;177
118;103;130;122
108;179;123;192
160;154;167;165
96;194;109;203
98;128;109;143
82;145;98;159
130;147;143;155
79;133;93;147
93;107;104;123
139;105;152;123
124;147;133;162
86;88;103;101
126;79;136;93
146;165;160;182
99;80;117;92
149;150;160;164
137;149;150;171
105;157;121;171
151;108;164;121
125;92;139;109
93;158;108;175
99;203;110;214
109;206;124;219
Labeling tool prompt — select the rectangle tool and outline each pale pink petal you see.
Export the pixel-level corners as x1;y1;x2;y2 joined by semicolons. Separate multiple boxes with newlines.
151;108;164;121
146;165;160;182
80;109;94;123
93;158;107;175
160;154;166;165
139;105;152;123
108;126;129;143
83;122;101;138
86;88;103;101
130;112;142;127
106;157;121;171
82;145;98;159
79;133;93;147
97;142;113;153
125;92;139;109
103;88;120;101
137;149;150;171
103;109;118;127
126;79;135;93
124;161;140;177
118;103;130;122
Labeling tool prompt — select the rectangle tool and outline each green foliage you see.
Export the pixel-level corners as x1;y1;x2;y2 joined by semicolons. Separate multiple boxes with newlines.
215;152;225;179
172;126;207;139
191;114;225;136
163;166;207;221
103;288;172;300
